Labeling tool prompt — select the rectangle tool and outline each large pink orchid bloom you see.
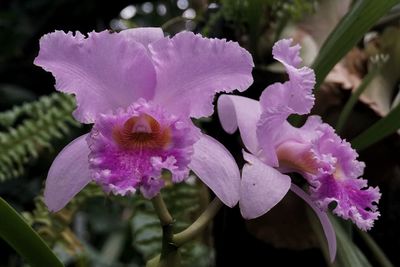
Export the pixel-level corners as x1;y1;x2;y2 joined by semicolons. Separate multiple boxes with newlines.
34;28;254;212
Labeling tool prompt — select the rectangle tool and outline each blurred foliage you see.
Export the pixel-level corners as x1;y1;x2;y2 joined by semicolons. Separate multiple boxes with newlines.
22;184;103;256
0;93;79;181
21;178;212;267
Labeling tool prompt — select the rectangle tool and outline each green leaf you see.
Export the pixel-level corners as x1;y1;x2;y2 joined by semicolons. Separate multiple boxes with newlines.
331;216;373;267
0;197;64;267
351;103;400;151
357;229;394;267
309;209;374;266
312;0;399;88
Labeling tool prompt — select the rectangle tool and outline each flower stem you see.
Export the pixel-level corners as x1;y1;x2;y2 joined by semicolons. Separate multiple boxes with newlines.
151;193;173;226
151;193;177;267
173;197;223;247
149;195;222;267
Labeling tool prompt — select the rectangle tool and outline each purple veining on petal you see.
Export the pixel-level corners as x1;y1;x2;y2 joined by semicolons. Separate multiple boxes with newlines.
87;98;199;198
311;174;380;231
304;122;381;231
274;115;381;230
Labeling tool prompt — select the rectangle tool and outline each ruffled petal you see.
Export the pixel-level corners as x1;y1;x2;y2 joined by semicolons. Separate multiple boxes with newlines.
149;31;254;118
44;134;91;212
290;184;336;262
217;95;261;155
119;27;164;47
311;175;381;231
34;30;157;123
189;134;240;207
87;98;198;198
297;120;381;230
239;152;291;219
256;39;315;165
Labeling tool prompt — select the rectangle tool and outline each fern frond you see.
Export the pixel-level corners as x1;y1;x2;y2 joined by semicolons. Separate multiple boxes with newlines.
0;92;75;128
0;93;80;181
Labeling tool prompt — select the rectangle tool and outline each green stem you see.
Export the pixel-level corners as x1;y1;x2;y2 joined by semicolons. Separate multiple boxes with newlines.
149;196;223;267
173;197;223;247
151;193;177;267
336;65;381;134
357;229;394;267
0;197;64;267
151;193;173;226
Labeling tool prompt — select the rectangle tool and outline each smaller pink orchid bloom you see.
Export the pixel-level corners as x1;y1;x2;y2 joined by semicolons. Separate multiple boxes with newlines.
218;39;381;261
34;28;254;212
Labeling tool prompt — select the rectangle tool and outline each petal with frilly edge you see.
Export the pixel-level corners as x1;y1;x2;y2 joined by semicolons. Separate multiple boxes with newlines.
44;134;91;212
189;134;240;207
270;38;315;114
119;27;164;47
217;95;261;155
290;184;337;262
256;39;315;166
149;31;254;119
240;152;291;219
34;30;157;123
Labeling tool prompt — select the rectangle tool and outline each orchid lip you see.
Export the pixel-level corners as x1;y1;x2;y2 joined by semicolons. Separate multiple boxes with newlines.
276;141;318;175
112;113;172;150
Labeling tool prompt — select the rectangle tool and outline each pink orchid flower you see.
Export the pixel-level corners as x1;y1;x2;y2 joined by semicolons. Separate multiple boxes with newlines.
34;28;254;212
218;39;381;261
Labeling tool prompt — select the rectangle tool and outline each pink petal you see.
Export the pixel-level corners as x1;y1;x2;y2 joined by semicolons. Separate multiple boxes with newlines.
44;134;91;212
256;39;315;165
119;27;164;47
217;95;261;155
149;31;254;118
189;134;240;207
290;183;336;262
261;39;315;115
240;152;291;219
34;30;157;123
